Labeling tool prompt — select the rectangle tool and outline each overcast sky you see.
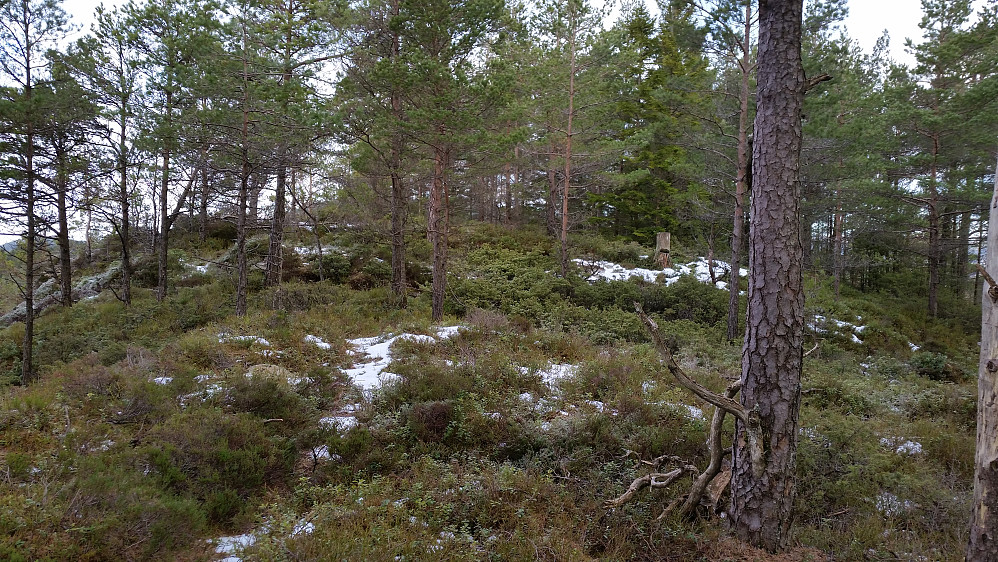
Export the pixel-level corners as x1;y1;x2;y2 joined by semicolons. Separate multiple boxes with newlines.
59;0;971;68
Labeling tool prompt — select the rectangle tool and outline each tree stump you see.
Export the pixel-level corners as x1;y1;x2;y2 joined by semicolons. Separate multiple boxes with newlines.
655;232;671;268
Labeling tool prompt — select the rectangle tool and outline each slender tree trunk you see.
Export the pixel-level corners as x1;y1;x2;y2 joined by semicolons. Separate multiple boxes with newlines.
968;150;998;561
833;192;843;298
198;161;209;243
236;23;252;316
729;0;806;552
560;23;576;278
119;120;132;306
56;165;72;307
547;137;559;236
727;0;752;341
157;88;173;303
266;162;287;286
928;141;940;317
388;0;407;306
429;140;449;321
22;77;35;384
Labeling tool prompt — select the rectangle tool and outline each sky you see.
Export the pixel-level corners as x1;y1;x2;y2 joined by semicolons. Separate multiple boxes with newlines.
57;0;963;67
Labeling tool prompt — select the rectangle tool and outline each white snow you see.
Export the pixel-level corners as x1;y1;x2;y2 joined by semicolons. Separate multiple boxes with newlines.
152;376;173;385
573;257;741;290
319;415;358;430
304;335;332;350
909;342;921;351
343;326;463;392
809;315;865;343
219;334;271;347
881;437;923;455
875;492;913;517
664;402;706;421
214;533;256;561
291;520;314;537
536;363;579;386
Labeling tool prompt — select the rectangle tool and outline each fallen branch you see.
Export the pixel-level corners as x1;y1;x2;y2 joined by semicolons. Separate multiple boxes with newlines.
634;302;764;477
662;380;740;520
605;463;698;509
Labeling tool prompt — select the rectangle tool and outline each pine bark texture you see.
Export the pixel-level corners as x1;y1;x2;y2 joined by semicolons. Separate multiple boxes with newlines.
729;0;805;552
967;153;998;561
727;0;751;341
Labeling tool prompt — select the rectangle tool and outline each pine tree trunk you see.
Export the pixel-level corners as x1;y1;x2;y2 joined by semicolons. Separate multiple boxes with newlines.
388;0;407;307
157;90;173;303
967;151;998;561
266;161;287;287
429;141;449;322
928;145;940;318
547;137;558;237
729;0;805;552
561;23;575;278
22;75;34;384
57;168;72;307
727;0;752;341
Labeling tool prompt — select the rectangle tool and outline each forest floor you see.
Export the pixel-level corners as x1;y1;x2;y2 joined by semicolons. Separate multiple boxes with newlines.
0;222;980;561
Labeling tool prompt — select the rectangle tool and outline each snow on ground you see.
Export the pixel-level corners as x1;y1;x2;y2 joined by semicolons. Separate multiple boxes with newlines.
343;326;464;392
213;533;255;562
881;437;923;455
573;257;743;290
304;335;332;350
535;363;579;386
875;492;913;517
808;314;867;344
218;333;271;347
152;376;172;385
211;516;315;562
319;415;359;431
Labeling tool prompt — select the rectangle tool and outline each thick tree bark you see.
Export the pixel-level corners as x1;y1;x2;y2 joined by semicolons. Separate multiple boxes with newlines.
727;0;752;341
967;151;998;561
729;0;806;552
119;119;133;306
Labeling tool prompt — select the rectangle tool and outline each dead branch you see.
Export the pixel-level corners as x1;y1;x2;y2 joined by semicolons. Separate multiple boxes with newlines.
634;303;748;423
604;463;699;509
662;381;741;520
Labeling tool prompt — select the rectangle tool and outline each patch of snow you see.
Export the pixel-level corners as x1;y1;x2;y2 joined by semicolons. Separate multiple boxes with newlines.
304;335;332;350
219;333;271;347
851;333;863;344
875;492;913;517
574;257;740;290
882;437;923;455
343;326;463;392
213;533;256;561
665;402;705;421
320;415;358;431
258;349;283;358
909;342;921;352
152;376;173;385
537;363;579;386
291;520;314;537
